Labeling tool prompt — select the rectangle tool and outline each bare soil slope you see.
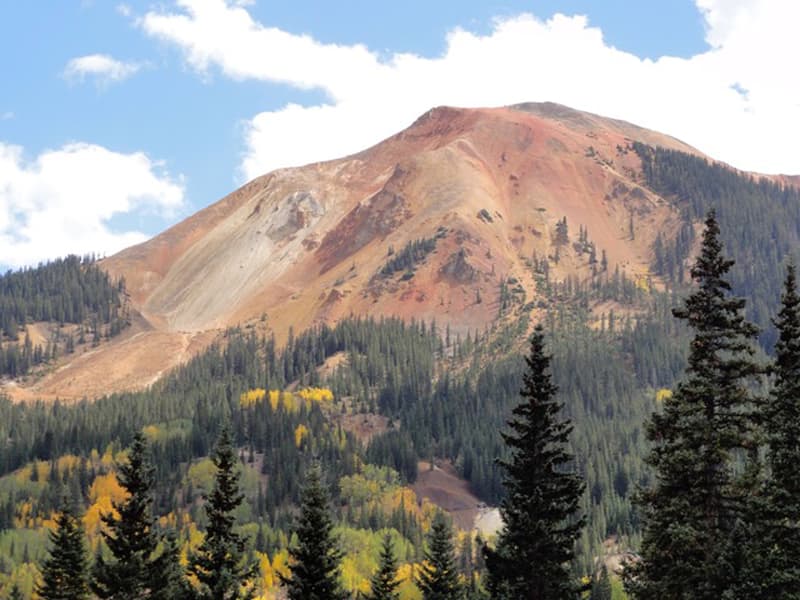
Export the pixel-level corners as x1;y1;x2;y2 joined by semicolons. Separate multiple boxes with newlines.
12;103;707;400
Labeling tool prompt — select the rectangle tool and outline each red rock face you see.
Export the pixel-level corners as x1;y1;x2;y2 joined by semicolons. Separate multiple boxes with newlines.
17;103;720;400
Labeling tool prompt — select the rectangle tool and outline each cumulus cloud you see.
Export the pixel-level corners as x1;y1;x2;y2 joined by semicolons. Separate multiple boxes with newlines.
0;142;184;268
140;0;799;179
63;53;142;85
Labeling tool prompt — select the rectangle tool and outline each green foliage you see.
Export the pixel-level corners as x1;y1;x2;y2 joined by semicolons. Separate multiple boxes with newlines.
379;236;438;279
416;511;460;600
635;141;800;349
628;211;763;599
282;463;346;600
190;426;256;600
591;565;612;600
37;500;90;600
365;533;401;600
9;582;23;600
486;324;585;599
0;255;129;377
757;263;800;597
92;433;186;599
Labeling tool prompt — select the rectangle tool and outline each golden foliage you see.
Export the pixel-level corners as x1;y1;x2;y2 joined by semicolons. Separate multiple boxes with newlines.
89;473;127;504
271;548;290;581
84;495;116;538
240;388;267;408
294;424;309;448
241;387;334;411
655;388;673;403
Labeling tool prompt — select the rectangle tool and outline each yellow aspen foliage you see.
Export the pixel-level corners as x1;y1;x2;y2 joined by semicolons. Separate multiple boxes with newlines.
271;548;290;580
268;390;280;410
89;472;127;504
296;387;335;407
294;424;309;448
656;388;673;403
180;522;205;569
100;444;116;468
14;465;32;484
240;388;267;408
258;551;275;589
340;554;370;595
14;501;33;528
280;391;295;412
84;494;117;538
396;563;422;600
56;454;79;477
142;424;161;441
42;512;58;531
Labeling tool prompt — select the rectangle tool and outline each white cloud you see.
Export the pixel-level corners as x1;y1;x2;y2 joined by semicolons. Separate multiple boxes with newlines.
63;54;142;86
0;142;184;268
140;0;800;179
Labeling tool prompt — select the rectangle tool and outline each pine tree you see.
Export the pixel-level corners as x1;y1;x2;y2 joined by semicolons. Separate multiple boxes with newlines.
190;425;256;600
281;463;346;600
485;324;585;599
92;432;186;599
627;210;762;599
416;511;461;600
590;565;612;600
759;262;800;597
37;500;90;600
365;533;400;600
9;583;23;600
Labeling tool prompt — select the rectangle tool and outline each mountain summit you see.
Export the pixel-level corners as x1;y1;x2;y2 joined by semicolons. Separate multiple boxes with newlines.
14;103;707;399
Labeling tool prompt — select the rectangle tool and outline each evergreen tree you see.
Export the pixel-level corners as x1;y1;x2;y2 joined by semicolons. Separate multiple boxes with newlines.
281;463;346;600
416;511;461;600
485;324;585;599
37;500;90;600
9;583;23;600
189;425;256;600
365;533;400;600
154;533;194;600
627;210;763;599
92;432;186;599
759;262;800;597
590;565;612;600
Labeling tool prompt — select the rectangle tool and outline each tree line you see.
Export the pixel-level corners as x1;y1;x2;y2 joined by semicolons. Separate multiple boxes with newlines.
0;255;129;377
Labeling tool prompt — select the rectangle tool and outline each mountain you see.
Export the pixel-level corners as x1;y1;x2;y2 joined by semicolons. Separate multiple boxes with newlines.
2;102;783;400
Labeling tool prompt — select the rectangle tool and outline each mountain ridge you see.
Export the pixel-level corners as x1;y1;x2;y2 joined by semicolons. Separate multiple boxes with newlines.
4;102;786;401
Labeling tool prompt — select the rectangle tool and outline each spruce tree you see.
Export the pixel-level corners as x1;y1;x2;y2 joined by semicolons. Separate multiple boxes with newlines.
590;565;612;600
627;210;762;599
416;511;461;600
760;262;800;597
281;463;346;600
92;432;186;599
365;533;400;600
37;500;90;600
485;324;585;599
9;583;23;600
189;425;256;600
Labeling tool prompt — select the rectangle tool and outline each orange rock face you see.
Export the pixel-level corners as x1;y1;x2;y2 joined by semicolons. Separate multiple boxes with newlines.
14;103;711;400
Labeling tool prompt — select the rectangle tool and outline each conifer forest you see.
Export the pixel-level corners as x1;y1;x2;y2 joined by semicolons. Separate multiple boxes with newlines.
2;146;800;598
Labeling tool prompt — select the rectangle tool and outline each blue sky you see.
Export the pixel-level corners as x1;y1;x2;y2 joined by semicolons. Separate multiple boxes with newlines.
0;1;796;268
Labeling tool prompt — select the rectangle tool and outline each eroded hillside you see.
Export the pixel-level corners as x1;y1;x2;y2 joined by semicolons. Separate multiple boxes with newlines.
10;103;705;400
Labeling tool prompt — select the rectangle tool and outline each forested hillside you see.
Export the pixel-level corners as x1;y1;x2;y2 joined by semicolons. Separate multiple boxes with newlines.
636;142;800;348
0;256;129;378
2;145;800;597
0;289;687;596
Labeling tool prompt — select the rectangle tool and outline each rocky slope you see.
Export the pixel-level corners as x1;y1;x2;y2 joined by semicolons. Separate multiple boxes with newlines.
12;103;711;400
